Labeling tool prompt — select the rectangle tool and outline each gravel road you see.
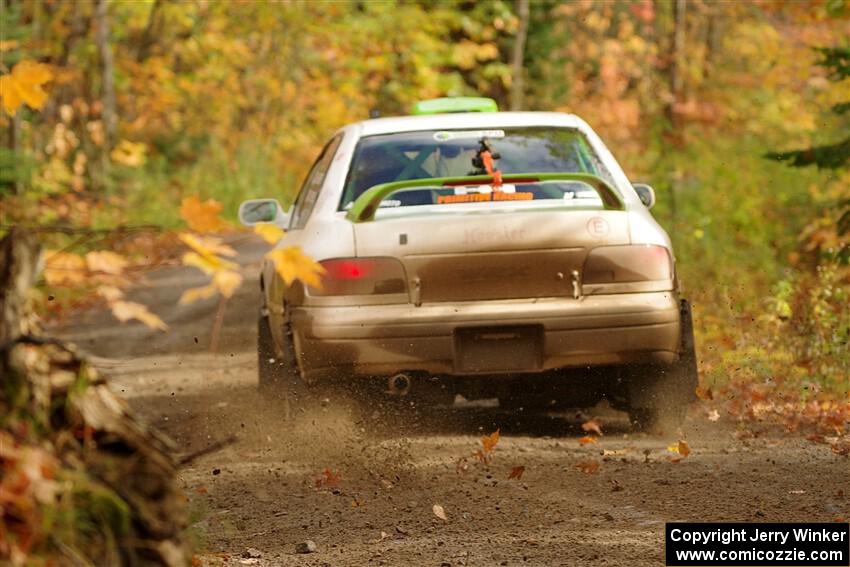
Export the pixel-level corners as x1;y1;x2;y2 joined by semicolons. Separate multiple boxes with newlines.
57;236;849;567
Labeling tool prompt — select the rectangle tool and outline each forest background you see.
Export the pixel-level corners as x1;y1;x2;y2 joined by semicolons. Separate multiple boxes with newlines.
1;0;848;401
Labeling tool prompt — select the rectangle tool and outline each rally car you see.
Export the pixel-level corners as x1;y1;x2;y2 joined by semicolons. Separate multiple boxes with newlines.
238;97;698;429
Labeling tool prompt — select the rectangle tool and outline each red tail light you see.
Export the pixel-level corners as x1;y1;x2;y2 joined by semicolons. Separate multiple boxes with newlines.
583;245;672;284
310;258;407;296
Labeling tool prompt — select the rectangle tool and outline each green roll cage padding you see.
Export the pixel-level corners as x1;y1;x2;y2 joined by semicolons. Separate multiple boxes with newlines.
345;172;625;223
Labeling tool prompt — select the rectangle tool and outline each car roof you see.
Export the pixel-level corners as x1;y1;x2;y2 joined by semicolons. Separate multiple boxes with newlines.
353;111;590;137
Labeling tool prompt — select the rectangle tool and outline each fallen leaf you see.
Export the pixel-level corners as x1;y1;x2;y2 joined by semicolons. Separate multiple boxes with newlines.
96;285;124;302
507;466;525;480
196;486;208;494
110;300;168;331
314;468;341;489
707;409;720;422
481;429;500;453
578;435;598;445
180;195;228;233
831;440;850;456
267;246;326;288
254;222;286;244
43;251;87;286
432;504;447;521
85;250;127;275
581;418;603;436
667;440;691;458
575;460;600;474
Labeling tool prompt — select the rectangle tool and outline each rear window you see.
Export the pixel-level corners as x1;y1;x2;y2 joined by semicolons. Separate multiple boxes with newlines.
339;127;615;210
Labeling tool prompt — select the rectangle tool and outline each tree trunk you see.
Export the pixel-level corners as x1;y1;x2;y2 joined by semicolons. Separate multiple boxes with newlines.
509;0;530;111
96;0;117;151
0;227;40;344
666;0;686;127
136;0;163;62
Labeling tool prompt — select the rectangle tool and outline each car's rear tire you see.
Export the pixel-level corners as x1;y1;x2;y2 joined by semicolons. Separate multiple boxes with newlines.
257;312;305;420
626;299;698;432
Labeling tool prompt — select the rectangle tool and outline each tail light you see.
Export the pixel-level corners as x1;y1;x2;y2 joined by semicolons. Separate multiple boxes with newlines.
309;257;407;296
583;245;672;284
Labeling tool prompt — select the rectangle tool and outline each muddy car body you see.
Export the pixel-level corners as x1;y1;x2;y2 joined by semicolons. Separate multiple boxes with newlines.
240;102;697;427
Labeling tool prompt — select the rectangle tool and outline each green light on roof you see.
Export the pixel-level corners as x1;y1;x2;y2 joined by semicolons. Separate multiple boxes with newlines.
412;97;499;115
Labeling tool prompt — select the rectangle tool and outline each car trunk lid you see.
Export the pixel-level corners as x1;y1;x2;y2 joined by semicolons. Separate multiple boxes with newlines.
352;208;630;303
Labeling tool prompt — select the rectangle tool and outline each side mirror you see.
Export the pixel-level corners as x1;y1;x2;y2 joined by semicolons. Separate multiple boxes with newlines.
238;199;289;227
632;183;656;209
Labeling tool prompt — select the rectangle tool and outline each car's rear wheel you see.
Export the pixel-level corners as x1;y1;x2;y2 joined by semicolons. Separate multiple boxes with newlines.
626;299;698;432
257;311;305;420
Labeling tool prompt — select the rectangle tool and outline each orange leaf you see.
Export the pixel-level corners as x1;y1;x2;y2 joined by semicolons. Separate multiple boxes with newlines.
667;440;691;458
180;195;228;233
0;60;52;115
578;435;598;445
315;468;341;489
575;460;600;474
507;466;525;480
43;251;87;286
196;486;208;494
581;418;603;436
481;429;500;453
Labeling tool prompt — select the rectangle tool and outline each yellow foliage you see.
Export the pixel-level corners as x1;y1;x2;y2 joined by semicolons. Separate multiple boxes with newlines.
43;251;86;286
110;300;168;331
254;223;286;245
85;251;127;275
266;246;326;288
110;140;147;167
0;60;52;115
179;195;228;233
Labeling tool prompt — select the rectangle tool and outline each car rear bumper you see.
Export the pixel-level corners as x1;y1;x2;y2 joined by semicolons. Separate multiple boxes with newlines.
290;292;681;382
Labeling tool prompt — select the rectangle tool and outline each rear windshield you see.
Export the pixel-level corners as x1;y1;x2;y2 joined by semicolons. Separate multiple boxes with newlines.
339;127;615;210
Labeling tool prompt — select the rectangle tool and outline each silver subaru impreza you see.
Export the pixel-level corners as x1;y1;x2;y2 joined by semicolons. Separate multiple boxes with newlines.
239;97;697;429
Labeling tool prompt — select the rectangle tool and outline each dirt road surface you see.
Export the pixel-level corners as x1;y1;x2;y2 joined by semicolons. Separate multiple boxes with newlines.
57;236;849;566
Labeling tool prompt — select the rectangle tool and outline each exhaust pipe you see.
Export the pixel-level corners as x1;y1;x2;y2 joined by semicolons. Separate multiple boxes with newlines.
388;373;412;396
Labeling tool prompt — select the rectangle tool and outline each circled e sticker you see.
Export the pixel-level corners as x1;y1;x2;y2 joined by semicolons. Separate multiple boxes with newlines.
586;217;609;238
